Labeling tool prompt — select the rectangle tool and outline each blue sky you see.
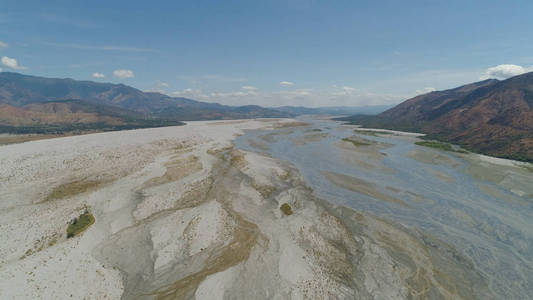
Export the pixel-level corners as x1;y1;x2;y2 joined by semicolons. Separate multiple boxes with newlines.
1;0;533;107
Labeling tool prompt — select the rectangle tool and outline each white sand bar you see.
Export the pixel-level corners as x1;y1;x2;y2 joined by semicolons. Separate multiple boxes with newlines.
0;119;489;299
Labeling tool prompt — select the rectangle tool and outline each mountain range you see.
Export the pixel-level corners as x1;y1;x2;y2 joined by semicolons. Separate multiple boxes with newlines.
6;71;530;163
338;72;533;162
0;72;392;135
273;105;392;116
0;72;292;133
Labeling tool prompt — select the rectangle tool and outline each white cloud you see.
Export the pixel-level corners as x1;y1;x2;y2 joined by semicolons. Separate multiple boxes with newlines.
171;88;210;100
92;72;105;78
242;85;257;91
273;89;313;99
332;86;356;96
113;69;134;79
343;86;355;93
414;87;436;95
1;56;27;70
280;81;294;86
481;64;533;80
210;88;258;98
157;81;169;88
166;85;399;107
0;41;7;48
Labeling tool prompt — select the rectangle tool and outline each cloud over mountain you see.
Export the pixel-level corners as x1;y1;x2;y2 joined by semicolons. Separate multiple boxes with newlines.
92;72;105;78
415;87;436;95
482;64;533;80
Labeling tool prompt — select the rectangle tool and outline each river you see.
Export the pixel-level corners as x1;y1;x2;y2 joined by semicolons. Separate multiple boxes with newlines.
235;116;533;299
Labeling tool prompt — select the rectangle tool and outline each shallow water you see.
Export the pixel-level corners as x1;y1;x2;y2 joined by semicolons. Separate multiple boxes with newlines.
235;117;533;299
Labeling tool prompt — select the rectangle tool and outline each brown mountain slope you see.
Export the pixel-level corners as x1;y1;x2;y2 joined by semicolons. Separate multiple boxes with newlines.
0;72;291;120
339;72;533;162
0;100;184;134
0;103;124;126
0;72;292;134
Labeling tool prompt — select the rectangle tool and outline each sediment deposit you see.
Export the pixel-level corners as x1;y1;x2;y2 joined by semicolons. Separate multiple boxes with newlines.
0;120;490;299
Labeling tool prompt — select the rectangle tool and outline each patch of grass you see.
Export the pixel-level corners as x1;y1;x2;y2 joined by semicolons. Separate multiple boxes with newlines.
67;210;95;238
280;203;293;216
342;138;370;147
354;129;393;136
415;141;453;151
415;141;468;153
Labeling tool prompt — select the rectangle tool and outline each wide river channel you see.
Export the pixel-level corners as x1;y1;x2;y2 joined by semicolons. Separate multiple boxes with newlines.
235;116;533;299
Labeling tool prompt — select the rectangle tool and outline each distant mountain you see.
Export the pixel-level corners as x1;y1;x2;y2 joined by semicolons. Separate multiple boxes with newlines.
0;72;291;133
338;72;533;162
273;105;393;116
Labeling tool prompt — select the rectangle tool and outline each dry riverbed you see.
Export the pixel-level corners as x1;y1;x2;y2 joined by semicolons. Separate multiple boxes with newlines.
0;119;488;299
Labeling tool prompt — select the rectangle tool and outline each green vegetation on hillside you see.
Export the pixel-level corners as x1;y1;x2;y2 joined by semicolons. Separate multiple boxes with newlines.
67;210;95;238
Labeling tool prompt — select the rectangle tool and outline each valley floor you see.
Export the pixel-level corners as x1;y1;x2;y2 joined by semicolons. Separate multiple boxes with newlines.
0;119;490;299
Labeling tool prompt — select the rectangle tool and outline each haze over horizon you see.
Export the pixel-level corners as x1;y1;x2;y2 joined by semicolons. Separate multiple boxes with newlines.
1;0;533;107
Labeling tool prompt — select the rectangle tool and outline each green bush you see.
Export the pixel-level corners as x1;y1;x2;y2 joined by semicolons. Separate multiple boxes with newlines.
280;203;293;216
67;210;95;238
